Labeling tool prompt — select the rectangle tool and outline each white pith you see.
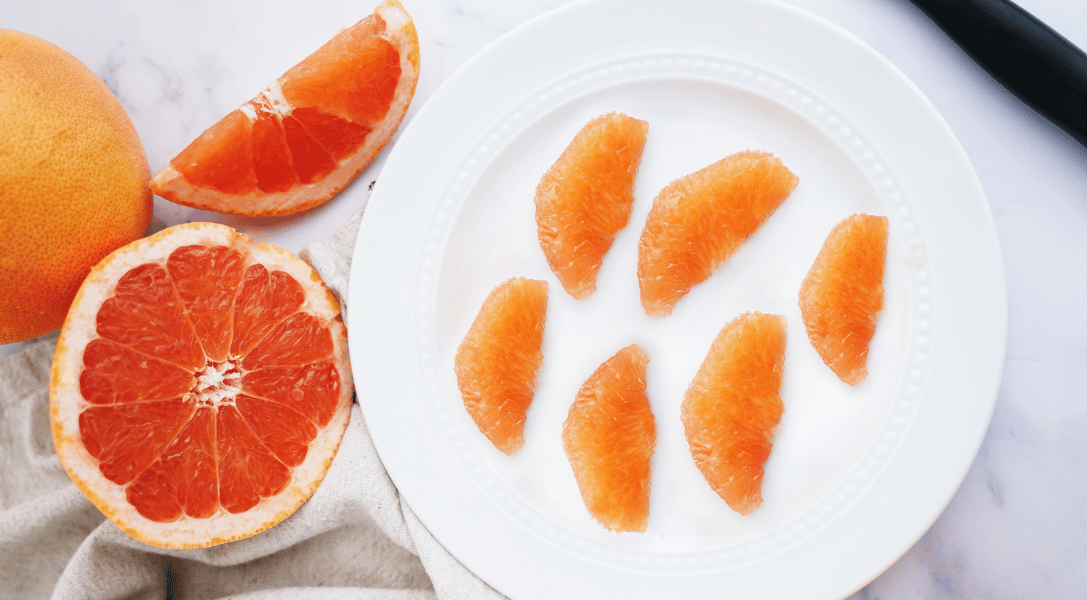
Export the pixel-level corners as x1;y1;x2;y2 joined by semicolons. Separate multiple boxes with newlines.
189;361;243;407
241;82;291;120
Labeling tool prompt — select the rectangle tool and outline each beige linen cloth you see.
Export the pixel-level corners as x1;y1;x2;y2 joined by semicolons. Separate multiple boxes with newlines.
0;212;507;600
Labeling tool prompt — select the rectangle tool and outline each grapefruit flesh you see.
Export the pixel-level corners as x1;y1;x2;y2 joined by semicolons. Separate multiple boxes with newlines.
562;344;656;533
150;0;420;217
454;277;548;455
638;150;799;316
799;213;889;385
535;112;649;299
681;311;786;515
0;29;152;343
50;222;353;548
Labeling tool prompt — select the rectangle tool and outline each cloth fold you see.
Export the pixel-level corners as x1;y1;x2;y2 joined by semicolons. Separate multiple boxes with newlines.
0;212;507;600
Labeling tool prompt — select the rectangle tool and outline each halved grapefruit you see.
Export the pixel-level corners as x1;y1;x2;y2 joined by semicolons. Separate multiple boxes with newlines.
638;150;799;316
454;277;548;455
150;0;420;216
50;222;353;548
535;112;649;299
799;213;889;385
562;344;655;533
681;311;786;515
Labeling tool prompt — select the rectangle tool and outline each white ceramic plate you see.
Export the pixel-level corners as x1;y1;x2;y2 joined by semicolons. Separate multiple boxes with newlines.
348;0;1006;598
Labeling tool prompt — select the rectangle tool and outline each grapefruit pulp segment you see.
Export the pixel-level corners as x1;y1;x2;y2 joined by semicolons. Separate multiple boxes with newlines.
535;112;649;299
798;213;889;385
562;344;656;533
216;405;293;514
240;362;341;427
77;399;195;486
249;107;297;193
150;0;420;216
235;395;319;467
94;263;206;372
125;405;219;522
638;150;799;316
231;265;307;357
51;222;353;548
79;338;194;405
167;244;246;362
454;277;548;455
278;12;402;126
170;109;257;195
681;311;786;515
241;312;334;370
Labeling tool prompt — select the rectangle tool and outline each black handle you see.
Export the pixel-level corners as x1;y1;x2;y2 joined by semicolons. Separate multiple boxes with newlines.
909;0;1087;147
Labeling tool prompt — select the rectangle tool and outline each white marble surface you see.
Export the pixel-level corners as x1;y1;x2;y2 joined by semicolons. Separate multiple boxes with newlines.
2;0;1085;598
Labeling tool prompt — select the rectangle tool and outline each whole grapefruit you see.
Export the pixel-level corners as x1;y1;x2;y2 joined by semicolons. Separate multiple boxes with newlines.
0;29;152;343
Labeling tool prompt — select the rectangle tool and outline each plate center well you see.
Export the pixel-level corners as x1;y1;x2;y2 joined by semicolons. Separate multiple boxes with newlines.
423;53;930;571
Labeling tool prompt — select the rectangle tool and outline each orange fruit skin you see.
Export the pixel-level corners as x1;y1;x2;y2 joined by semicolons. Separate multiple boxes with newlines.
562;344;656;533
454;277;548;455
50;222;353;549
150;0;420;217
799;213;889;386
0;30;152;343
681;312;786;515
638;150;798;316
535;112;649;299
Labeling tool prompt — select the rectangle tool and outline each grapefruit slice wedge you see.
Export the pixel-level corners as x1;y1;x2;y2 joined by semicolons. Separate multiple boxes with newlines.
50;222;353;548
681;311;786;515
562;344;656;533
799;213;889;385
535;112;649;299
454;277;548;454
150;0;420;217
638;150;799;316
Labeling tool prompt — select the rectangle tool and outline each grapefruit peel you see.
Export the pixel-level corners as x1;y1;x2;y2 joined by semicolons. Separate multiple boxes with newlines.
454;277;548;455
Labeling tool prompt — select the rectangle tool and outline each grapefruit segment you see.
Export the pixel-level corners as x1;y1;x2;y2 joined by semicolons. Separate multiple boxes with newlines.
292;107;373;161
150;0;420;216
78;399;195;485
79;338;194;405
799;213;889;385
241;312;334;369
250;107;297;193
638;150;799;316
278;12;403;125
535;112;649;299
217;405;293;514
562;344;656;533
280;113;338;184
240;362;342;427
94;263;206;372
126;406;219;522
51;222;353;548
454;277;548;455
231;265;307;357
167;244;246;362
173;109;257;195
681;311;786;515
235;395;319;467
